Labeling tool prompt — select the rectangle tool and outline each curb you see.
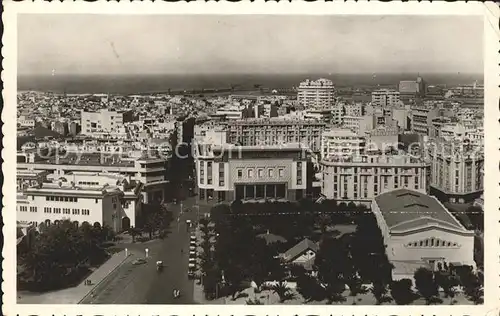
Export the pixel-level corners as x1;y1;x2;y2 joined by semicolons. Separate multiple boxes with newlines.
78;252;132;304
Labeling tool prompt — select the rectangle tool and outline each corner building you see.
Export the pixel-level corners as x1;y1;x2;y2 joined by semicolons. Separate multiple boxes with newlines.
320;154;430;205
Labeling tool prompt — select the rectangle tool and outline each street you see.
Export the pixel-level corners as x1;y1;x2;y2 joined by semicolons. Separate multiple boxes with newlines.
83;197;212;304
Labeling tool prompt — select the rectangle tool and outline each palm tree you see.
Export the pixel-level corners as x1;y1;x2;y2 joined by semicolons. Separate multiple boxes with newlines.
271;281;295;303
246;298;264;305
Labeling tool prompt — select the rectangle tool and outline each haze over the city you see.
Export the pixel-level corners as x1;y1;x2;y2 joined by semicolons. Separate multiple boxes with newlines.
18;14;483;76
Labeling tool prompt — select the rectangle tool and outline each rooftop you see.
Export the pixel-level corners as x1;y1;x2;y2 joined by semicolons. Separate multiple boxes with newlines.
374;189;467;233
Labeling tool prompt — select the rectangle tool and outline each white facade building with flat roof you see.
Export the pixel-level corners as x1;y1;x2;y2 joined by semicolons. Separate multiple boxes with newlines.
320;154;430;204
297;79;335;108
17;172;142;232
320;128;366;160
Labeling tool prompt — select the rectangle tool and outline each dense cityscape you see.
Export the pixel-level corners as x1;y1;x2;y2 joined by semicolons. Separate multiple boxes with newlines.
16;74;484;305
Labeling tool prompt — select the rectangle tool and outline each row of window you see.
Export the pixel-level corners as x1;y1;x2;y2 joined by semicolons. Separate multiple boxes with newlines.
406;239;458;248
237;168;285;179
46;196;79;202
43;207;91;216
18;206;38;212
78;181;99;186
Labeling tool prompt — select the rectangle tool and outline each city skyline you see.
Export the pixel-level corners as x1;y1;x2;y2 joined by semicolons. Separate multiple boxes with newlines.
18;15;483;76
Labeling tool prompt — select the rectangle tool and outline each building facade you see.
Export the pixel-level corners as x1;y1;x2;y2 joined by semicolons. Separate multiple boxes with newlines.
320;128;366;160
372;189;475;281
16;172;142;232
194;143;308;203
427;138;484;203
228;118;326;152
17;152;169;204
371;89;400;107
320;154;430;204
297;78;335;108
81;109;134;135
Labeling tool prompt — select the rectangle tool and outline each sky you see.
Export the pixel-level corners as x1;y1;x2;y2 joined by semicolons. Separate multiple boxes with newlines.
18;14;483;75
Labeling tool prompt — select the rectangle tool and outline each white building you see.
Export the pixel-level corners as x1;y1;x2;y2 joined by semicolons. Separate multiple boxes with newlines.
17;172;143;232
297;78;335;108
320;128;365;160
320;154;430;204
17;152;169;204
371;89;400;107
81;109;133;135
342;115;374;137
372;189;475;281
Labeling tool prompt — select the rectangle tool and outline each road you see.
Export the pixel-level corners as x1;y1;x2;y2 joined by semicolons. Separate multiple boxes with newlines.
83;197;213;304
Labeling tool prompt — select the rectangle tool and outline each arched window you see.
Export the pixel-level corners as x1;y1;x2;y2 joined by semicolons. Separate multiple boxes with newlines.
45;219;51;226
419;241;423;247
441;240;446;247
430;238;435;247
425;239;429;247
447;242;451;246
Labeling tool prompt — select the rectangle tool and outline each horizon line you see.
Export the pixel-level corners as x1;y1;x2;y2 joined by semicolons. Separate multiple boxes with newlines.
18;71;485;77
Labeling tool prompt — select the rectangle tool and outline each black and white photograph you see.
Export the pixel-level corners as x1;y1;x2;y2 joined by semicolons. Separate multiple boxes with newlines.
4;3;498;311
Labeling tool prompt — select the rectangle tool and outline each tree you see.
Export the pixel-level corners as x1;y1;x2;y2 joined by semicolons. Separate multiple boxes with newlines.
435;272;459;304
371;280;392;305
390;279;415;305
414;268;438;304
271;281;295;303
345;273;364;304
458;268;483;304
316;213;331;234
296;274;325;302
128;227;141;243
19;220;109;291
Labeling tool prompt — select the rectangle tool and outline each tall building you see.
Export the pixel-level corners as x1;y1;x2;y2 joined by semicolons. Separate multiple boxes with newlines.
427;138;484;203
372;189;475;281
320;128;365;160
320;154;430;204
194;143;309;202
228;118;326;152
297;78;335;108
81;109;134;135
371;89;400;107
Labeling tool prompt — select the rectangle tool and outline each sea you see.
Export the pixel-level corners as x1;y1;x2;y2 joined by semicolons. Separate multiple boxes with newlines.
18;73;484;95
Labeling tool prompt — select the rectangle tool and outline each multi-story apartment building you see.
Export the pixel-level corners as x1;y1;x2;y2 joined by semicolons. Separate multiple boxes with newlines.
320;154;430;205
344;103;365;117
16;172;142;232
194;143;308;203
297;78;335;108
320;128;366;160
366;126;399;152
228;118;326;153
342;115;375;137
17;152;169;204
411;106;445;136
81;109;134;135
371;89;400;107
427;138;484;203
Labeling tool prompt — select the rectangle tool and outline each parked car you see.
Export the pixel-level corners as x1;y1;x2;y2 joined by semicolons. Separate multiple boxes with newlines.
132;258;147;265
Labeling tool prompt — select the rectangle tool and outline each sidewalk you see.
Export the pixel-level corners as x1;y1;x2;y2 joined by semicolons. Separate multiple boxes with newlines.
18;250;133;304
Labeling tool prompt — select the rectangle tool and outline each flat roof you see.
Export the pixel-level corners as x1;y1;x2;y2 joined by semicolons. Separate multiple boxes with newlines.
374;189;467;232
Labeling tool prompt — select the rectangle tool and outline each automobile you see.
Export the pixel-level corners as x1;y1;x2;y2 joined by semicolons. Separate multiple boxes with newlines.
189;245;196;251
190;240;197;246
132;258;147;265
189;257;196;263
188;263;196;269
190;235;197;241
